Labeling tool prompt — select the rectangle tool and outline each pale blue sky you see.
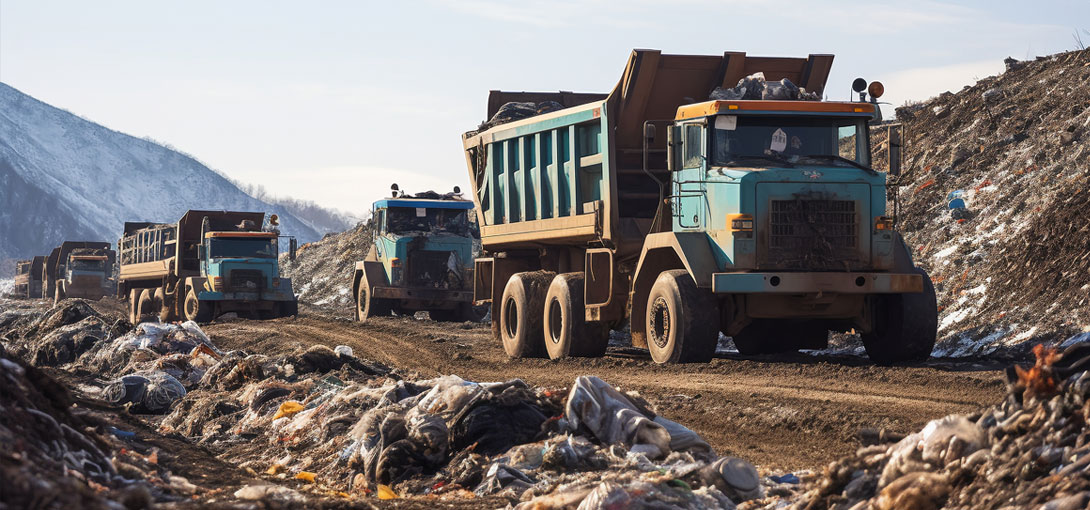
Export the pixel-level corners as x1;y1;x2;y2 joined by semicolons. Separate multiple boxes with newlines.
1;1;1086;217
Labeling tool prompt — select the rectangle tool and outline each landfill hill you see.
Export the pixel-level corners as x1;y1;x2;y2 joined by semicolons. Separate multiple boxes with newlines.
280;219;374;311
870;48;1090;356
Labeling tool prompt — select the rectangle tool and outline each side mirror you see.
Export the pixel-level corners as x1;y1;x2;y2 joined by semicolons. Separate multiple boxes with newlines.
289;238;298;261
887;125;903;177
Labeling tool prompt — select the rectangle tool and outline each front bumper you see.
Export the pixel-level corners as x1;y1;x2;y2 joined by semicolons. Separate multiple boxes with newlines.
197;290;297;302
372;286;473;302
711;272;923;294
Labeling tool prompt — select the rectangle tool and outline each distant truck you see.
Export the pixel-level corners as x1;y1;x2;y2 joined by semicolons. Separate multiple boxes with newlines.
13;256;45;298
117;210;298;324
352;187;486;323
43;242;115;304
462;49;937;365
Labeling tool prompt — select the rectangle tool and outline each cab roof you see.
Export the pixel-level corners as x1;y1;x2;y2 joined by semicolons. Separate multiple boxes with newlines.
374;199;474;210
205;231;278;239
675;100;876;121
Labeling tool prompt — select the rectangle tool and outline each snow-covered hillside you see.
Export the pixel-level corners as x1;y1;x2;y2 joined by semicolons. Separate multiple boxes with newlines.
0;83;325;270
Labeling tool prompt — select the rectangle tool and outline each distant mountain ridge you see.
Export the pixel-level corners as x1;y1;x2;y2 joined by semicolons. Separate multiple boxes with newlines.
0;82;347;274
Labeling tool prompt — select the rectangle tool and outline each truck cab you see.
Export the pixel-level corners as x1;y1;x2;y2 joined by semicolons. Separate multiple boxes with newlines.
189;231;297;320
353;193;484;322
632;98;935;363
59;252;110;301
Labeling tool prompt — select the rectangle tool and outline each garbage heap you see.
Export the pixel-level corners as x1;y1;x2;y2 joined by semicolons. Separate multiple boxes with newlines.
0;344;134;509
710;72;821;102
759;343;1090;510
11;302;764;508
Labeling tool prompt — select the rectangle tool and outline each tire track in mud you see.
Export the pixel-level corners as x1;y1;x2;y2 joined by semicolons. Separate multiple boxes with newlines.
203;313;1005;471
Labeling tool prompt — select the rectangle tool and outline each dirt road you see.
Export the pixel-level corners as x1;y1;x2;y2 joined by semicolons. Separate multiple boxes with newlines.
204;310;1006;472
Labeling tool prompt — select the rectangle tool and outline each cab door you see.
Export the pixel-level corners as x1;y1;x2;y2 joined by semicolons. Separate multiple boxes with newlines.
673;122;707;230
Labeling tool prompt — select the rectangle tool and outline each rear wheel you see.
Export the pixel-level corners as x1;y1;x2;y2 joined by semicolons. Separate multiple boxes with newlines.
356;280;391;323
862;268;938;365
128;289;141;324
543;273;608;359
153;288;172;322
280;300;299;318
645;270;719;363
54;282;65;306
499;271;554;358
184;289;213;323
137;289;157;323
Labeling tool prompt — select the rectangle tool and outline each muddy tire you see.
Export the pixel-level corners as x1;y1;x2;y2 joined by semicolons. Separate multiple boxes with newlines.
862;268;938;365
184;290;213;323
543;273;608;359
356;281;391;323
129;289;141;324
732;320;829;354
645;270;719;363
499;271;554;358
53;283;65;307
137;289;157;323
153;288;172;322
280;300;299;318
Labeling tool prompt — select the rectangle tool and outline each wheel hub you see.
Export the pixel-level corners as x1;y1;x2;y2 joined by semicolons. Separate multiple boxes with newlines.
649;296;671;349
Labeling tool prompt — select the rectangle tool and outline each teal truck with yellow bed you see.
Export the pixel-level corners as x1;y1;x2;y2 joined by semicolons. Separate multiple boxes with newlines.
353;188;485;323
461;49;936;365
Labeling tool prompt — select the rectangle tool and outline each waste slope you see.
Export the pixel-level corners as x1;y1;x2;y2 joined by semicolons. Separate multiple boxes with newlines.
280;220;374;310
872;48;1090;355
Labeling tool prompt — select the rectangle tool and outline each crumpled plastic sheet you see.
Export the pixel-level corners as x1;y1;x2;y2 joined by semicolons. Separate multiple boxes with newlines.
879;415;987;487
565;375;682;459
103;370;187;414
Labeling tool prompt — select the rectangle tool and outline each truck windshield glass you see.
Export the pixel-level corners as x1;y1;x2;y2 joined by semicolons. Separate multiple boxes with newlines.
208;238;277;258
386;207;469;235
70;259;106;271
711;116;870;168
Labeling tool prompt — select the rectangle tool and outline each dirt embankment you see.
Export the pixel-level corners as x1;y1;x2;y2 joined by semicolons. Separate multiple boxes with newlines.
871;49;1090;355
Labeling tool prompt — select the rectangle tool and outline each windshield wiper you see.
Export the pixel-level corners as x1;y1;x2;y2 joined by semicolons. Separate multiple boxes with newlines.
718;153;795;168
800;154;877;174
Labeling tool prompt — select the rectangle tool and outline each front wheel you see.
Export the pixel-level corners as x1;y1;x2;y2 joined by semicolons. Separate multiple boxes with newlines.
137;289;158;324
862;268;938;365
356;281;391;323
645;270;719;363
184;290;213;323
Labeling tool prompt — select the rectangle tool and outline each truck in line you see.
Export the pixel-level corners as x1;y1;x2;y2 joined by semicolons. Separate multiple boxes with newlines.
13;256;46;298
353;187;486;323
43;242;115;304
117;210;298;324
461;49;937;365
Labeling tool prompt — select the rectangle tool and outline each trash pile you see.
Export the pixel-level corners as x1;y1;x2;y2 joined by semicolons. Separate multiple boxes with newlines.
870;48;1090;356
479;100;565;130
0;342;159;509
279;220;374;311
710;72;821;101
755;343;1090;509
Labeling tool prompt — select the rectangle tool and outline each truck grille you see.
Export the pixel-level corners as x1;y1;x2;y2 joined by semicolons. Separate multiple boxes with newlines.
228;269;264;291
765;199;861;270
407;250;458;288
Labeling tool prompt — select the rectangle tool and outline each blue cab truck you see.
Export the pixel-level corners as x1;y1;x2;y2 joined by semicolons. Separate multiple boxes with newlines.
461;49;937;365
117;210;298;324
352;190;485;323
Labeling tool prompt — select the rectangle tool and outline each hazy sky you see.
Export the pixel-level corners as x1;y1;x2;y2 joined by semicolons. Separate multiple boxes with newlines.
1;1;1086;217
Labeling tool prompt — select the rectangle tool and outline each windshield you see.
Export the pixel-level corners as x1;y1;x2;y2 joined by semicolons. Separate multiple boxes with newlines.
207;238;277;258
70;259;106;272
386;207;469;235
710;115;870;168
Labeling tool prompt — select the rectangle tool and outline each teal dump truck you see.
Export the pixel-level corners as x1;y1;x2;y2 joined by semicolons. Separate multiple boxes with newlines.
352;189;485;323
462;49;936;365
118;210;298;324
